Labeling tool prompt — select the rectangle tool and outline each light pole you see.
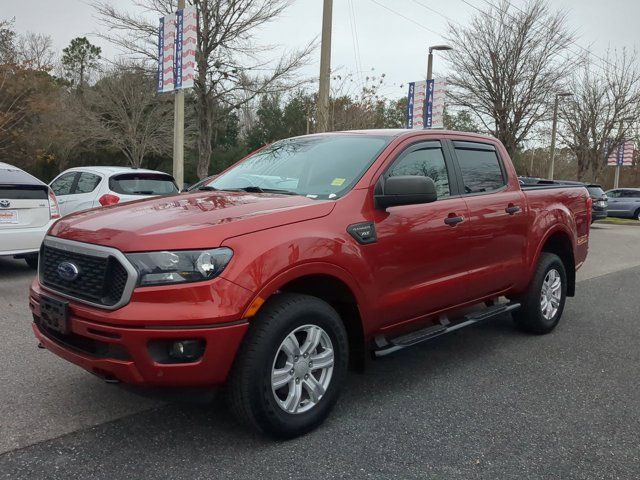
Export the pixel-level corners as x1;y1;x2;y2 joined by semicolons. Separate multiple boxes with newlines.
548;92;573;180
427;44;453;81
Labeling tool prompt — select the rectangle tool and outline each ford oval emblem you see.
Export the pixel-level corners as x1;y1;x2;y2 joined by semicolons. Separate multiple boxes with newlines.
57;261;80;281
0;200;10;208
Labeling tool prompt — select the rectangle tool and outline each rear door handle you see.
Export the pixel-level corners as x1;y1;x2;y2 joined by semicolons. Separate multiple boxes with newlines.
444;215;464;226
505;205;521;215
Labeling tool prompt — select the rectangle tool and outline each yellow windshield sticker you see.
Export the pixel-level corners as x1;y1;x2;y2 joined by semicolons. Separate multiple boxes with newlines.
331;178;346;186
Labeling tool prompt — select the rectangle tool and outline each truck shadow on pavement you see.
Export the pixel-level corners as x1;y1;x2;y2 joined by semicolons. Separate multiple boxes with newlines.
0;257;36;281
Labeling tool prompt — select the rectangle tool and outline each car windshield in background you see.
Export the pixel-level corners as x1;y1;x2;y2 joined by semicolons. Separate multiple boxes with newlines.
206;135;391;199
109;174;178;195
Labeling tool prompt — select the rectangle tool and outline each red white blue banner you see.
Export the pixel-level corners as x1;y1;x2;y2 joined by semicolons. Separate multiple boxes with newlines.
406;80;427;129
406;78;446;129
606;140;636;166
158;7;196;93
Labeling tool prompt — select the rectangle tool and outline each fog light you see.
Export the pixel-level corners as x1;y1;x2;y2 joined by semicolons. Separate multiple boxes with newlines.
168;340;205;362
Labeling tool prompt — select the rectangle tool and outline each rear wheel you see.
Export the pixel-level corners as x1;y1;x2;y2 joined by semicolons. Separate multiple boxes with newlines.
635;208;640;221
512;252;567;334
24;253;38;270
227;293;349;438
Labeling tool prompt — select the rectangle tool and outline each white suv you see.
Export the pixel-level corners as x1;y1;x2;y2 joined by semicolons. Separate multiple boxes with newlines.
0;162;60;268
49;167;178;216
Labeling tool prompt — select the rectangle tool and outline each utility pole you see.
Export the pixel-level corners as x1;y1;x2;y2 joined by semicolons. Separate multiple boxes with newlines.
173;0;186;188
548;92;572;180
316;0;333;133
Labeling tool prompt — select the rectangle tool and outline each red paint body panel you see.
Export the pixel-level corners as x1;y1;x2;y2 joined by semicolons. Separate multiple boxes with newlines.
30;129;590;387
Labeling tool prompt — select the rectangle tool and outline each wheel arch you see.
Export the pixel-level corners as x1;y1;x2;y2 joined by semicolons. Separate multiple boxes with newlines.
246;263;368;371
535;229;576;297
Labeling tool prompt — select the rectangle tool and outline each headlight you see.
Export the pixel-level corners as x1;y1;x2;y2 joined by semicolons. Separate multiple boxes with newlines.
126;248;233;286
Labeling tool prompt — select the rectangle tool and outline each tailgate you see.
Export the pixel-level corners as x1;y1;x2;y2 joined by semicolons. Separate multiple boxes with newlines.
0;186;50;229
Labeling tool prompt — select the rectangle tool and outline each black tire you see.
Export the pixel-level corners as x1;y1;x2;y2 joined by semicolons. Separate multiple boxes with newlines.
512;252;567;335
227;293;349;438
24;253;39;270
634;208;640;221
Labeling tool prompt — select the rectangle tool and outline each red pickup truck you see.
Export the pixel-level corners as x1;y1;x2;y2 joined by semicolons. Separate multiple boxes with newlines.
30;129;591;437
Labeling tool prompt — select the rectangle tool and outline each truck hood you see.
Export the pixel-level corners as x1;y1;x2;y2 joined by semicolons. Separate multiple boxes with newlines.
49;191;335;252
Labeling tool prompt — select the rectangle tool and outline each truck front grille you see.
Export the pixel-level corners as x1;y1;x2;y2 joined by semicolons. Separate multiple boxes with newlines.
39;238;135;309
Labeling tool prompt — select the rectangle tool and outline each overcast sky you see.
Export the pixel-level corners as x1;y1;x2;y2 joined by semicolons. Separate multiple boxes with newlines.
4;0;640;99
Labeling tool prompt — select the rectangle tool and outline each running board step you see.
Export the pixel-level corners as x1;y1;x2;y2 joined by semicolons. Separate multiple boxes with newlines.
373;302;521;358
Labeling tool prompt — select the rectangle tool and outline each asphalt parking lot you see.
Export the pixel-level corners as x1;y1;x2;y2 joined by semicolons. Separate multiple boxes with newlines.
1;223;639;479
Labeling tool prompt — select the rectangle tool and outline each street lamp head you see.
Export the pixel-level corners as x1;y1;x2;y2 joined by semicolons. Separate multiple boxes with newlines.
429;44;454;53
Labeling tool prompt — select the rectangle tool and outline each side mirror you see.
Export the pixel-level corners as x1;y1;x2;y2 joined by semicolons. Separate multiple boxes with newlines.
375;175;438;209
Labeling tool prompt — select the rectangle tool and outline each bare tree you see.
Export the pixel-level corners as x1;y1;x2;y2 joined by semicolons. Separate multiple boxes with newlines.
0;19;17;64
92;0;313;178
445;0;575;155
16;32;55;72
559;50;640;181
82;63;174;167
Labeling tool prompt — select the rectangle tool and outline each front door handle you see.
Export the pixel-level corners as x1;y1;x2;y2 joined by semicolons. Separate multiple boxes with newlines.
444;215;464;226
505;205;521;215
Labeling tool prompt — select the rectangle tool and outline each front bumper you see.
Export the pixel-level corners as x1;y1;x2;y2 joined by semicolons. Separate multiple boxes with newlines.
0;221;54;256
29;277;253;386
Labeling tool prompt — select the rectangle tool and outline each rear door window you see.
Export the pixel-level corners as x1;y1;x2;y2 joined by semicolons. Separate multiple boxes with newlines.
109;173;178;195
388;144;450;198
50;172;78;196
75;172;102;194
453;142;506;194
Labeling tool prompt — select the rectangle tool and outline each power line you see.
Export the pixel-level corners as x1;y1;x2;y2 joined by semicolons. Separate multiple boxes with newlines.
347;0;364;87
367;0;443;37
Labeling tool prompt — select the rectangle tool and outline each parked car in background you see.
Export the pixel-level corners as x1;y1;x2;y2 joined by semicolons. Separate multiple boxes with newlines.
605;188;640;220
585;184;608;222
0;162;60;268
49;167;179;217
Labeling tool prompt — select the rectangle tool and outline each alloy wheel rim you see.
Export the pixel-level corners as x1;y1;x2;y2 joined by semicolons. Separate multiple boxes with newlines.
271;324;334;414
540;268;562;321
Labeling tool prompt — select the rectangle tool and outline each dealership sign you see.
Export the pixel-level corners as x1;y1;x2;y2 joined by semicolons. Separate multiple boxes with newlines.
157;7;197;93
406;78;447;129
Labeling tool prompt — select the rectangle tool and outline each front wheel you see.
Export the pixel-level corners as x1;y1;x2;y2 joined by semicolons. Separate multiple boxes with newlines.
512;252;567;334
227;293;349;438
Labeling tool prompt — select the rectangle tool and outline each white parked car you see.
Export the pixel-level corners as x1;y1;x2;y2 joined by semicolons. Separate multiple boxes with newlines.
49;166;179;216
0;162;60;268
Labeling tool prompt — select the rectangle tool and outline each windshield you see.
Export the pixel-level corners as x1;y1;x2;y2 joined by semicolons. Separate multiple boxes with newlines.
206;135;391;199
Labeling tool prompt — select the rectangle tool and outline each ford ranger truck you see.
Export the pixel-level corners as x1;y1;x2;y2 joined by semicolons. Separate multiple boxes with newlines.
30;129;591;438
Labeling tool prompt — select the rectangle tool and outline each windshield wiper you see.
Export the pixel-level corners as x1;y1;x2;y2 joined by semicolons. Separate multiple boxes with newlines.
235;186;299;195
197;186;219;191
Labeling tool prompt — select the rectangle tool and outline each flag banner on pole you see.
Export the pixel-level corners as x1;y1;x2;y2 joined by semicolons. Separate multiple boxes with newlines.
159;13;176;93
180;7;197;90
425;79;435;128
430;78;447;129
406;80;427;129
406;82;415;128
157;8;196;93
157;17;164;93
606;140;636;166
174;9;184;89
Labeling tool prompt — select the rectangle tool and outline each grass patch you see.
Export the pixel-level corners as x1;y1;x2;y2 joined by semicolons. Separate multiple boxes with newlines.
596;217;640;226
